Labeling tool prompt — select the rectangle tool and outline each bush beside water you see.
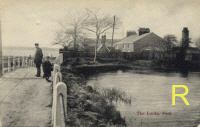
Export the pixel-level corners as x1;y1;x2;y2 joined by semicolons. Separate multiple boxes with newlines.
62;66;127;127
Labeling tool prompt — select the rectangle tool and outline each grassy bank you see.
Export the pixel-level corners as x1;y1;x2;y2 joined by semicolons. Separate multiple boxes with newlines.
61;62;127;126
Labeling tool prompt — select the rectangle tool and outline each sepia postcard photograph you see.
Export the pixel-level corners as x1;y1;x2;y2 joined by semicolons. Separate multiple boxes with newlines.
0;0;200;126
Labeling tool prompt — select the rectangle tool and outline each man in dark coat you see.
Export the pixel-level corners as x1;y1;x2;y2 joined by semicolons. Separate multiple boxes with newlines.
34;43;43;77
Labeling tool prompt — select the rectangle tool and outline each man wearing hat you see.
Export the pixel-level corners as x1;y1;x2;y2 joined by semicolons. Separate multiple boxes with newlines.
34;43;43;77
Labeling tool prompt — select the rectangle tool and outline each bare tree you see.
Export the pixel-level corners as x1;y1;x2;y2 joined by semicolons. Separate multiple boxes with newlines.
52;30;73;48
149;34;178;59
151;37;166;57
195;37;200;48
163;34;178;54
56;10;89;50
84;9;121;62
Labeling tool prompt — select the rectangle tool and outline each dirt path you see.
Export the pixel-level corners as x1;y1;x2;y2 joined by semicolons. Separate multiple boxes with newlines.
0;67;52;126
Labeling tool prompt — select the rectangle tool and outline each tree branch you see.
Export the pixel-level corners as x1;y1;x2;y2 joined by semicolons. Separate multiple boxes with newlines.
83;28;96;33
99;25;113;34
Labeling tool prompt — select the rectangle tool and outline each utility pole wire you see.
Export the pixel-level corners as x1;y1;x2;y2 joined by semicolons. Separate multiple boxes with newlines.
111;15;115;48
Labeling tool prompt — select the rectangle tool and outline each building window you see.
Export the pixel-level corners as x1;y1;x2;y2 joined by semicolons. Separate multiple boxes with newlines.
128;44;130;49
123;44;125;48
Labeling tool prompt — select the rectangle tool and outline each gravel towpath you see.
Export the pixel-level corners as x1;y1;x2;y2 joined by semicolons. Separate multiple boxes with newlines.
0;67;52;126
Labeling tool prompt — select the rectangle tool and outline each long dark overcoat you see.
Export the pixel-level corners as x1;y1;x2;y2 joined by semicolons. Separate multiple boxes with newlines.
34;47;43;64
42;60;52;77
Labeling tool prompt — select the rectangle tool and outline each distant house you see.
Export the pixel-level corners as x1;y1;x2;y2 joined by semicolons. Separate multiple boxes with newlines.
114;28;166;52
96;35;111;53
83;36;121;52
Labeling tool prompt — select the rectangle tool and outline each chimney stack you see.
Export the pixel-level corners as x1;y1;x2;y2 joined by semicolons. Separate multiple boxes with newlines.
182;27;189;48
138;28;150;36
126;31;137;37
101;35;106;45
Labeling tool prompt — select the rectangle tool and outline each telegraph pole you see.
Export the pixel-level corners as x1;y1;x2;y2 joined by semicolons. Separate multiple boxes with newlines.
0;19;3;77
111;15;115;48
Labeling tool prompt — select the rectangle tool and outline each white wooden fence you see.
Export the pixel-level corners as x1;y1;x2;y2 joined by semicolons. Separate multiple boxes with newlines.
0;117;2;127
2;56;34;75
51;53;67;127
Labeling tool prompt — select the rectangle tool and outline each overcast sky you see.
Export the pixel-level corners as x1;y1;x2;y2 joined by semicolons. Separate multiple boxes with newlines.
1;0;200;48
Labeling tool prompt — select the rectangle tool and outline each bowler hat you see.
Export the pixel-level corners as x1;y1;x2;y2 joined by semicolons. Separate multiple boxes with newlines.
35;43;39;46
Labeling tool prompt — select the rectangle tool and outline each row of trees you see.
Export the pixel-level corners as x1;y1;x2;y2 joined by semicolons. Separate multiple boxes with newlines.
53;9;120;62
155;35;200;58
162;35;200;54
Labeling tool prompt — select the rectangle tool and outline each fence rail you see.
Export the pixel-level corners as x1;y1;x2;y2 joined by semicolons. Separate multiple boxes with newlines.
51;53;67;127
2;56;35;75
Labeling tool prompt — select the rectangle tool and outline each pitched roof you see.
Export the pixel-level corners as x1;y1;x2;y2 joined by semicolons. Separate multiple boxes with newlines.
115;33;152;44
97;44;110;52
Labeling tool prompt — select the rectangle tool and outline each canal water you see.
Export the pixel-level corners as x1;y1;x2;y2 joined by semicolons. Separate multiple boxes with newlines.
86;68;200;127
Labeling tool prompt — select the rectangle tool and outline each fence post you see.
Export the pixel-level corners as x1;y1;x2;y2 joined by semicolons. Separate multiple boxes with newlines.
54;53;63;65
32;60;35;67
53;64;61;80
53;82;67;127
0;21;2;77
25;57;27;67
12;56;15;71
0;117;2;127
22;56;24;67
24;57;26;67
18;57;20;69
28;58;30;67
2;57;4;75
7;57;10;72
53;72;62;87
51;71;62;126
51;53;64;127
26;57;28;67
30;60;31;67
